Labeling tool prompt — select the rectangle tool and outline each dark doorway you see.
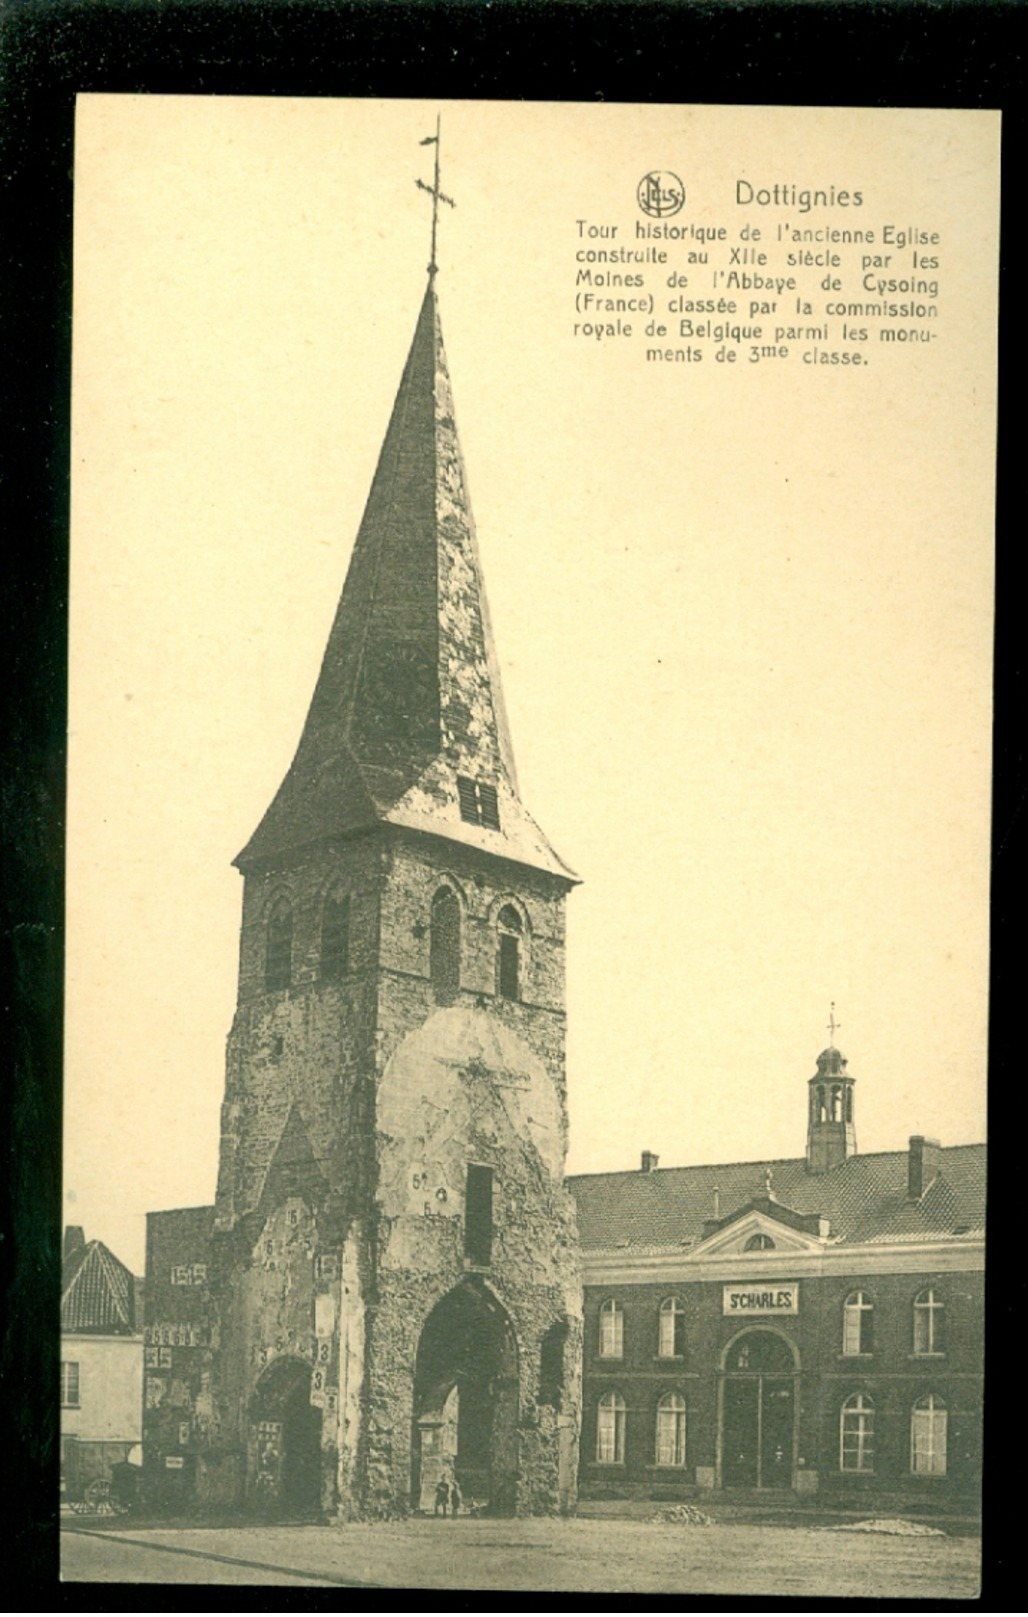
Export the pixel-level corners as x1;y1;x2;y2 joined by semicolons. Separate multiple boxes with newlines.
251;1357;322;1516
412;1280;519;1515
721;1330;796;1490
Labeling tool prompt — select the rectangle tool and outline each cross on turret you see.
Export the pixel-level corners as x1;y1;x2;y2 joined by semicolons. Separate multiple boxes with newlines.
827;1002;841;1048
416;115;456;278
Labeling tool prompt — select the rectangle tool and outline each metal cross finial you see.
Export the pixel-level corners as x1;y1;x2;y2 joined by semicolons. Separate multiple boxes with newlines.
416;114;456;278
827;1002;841;1048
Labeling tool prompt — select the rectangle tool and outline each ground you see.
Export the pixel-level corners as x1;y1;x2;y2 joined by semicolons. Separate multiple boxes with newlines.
61;1513;981;1597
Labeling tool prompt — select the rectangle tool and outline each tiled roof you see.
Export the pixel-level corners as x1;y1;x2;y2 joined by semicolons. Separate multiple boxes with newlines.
568;1143;986;1251
62;1239;139;1334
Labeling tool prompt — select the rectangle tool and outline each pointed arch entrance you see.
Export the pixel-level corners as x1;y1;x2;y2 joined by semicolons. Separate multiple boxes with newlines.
718;1328;798;1490
412;1279;519;1515
249;1357;322;1515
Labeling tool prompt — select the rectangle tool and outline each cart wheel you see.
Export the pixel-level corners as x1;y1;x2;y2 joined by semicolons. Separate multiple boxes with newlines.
83;1477;119;1515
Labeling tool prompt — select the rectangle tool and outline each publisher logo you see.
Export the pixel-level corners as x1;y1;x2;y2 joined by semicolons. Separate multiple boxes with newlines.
637;171;685;218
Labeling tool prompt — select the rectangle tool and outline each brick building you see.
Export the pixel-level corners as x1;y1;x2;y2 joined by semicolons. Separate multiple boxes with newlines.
571;1053;984;1505
144;256;983;1519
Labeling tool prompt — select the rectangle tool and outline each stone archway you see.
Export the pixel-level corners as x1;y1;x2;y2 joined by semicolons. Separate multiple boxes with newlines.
412;1279;519;1515
250;1357;322;1515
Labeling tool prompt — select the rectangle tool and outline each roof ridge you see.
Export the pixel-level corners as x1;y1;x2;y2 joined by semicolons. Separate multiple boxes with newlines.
567;1140;986;1182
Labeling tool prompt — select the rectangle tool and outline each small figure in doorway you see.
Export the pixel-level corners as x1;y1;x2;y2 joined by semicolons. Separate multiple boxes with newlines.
449;1475;462;1517
434;1477;450;1517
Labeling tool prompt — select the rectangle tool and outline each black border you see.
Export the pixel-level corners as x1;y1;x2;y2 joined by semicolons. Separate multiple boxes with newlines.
2;1;1022;1606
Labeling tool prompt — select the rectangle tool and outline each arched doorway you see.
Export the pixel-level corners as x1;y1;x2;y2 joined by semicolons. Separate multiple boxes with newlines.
412;1279;519;1515
250;1357;322;1515
719;1329;798;1490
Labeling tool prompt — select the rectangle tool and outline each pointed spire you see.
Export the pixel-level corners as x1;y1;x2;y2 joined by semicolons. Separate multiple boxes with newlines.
237;279;573;882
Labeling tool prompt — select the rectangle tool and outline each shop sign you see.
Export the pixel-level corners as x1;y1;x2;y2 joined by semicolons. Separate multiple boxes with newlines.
723;1282;799;1315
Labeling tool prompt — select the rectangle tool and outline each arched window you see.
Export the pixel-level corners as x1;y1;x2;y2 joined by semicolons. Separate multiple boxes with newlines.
745;1233;776;1251
842;1291;874;1356
840;1393;875;1473
430;887;461;999
496;905;522;1001
913;1288;946;1355
596;1392;625;1464
599;1299;623;1359
655;1393;686;1468
265;902;293;992
320;892;350;982
911;1394;948;1476
658;1297;686;1358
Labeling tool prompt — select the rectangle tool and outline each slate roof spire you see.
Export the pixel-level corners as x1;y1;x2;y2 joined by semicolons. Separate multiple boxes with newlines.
237;262;574;881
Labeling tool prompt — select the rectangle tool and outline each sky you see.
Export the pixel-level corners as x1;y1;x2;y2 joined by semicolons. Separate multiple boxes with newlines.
66;98;997;1273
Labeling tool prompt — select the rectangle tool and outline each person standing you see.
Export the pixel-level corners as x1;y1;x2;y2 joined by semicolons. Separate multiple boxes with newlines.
434;1477;450;1517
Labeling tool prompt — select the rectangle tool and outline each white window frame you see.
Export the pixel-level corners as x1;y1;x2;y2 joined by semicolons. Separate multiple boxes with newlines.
911;1394;948;1476
913;1288;945;1355
599;1298;624;1359
596;1392;626;1464
840;1392;874;1474
60;1361;80;1408
842;1290;874;1356
658;1297;685;1358
655;1393;686;1467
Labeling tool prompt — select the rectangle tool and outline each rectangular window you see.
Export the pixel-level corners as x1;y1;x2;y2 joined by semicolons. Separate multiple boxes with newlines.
596;1397;626;1463
457;775;501;831
60;1361;80;1407
465;1164;493;1267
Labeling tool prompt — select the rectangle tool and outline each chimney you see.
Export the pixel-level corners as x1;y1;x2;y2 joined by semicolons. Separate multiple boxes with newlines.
64;1225;85;1259
907;1136;942;1200
640;1151;659;1173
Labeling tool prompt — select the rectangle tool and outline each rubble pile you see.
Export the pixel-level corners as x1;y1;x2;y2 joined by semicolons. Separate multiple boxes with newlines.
823;1518;946;1537
648;1503;714;1527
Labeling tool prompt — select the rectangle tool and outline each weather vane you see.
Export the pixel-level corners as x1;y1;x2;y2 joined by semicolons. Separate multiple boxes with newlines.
827;1002;841;1048
416;114;455;278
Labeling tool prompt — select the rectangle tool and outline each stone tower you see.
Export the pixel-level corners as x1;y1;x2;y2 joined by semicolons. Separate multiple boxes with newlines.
204;274;582;1520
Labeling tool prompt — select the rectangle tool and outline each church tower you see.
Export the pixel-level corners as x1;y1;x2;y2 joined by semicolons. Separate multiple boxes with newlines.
204;170;582;1520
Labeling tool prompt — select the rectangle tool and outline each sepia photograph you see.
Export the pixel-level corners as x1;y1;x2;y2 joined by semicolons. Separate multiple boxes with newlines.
58;95;994;1594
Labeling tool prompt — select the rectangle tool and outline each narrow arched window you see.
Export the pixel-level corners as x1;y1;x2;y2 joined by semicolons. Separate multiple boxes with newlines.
913;1288;946;1355
842;1291;874;1356
430;887;461;999
265;902;293;992
840;1393;875;1473
599;1299;623;1359
911;1394;947;1476
658;1297;685;1358
496;905;522;1001
655;1393;686;1467
596;1392;625;1463
320;892;350;982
